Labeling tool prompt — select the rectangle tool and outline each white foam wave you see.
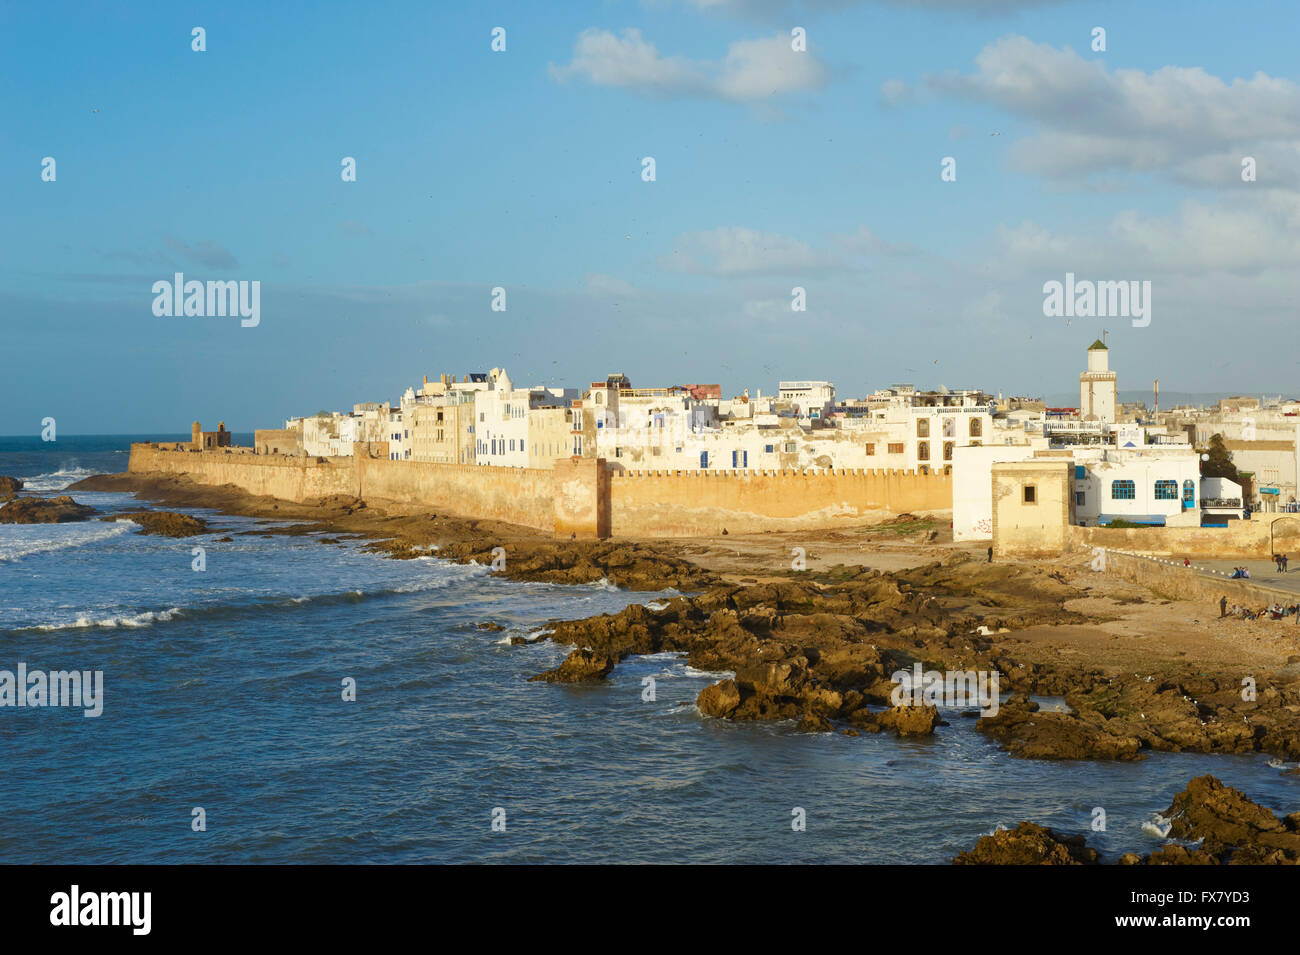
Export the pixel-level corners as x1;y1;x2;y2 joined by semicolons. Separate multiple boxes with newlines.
1142;813;1173;839
0;520;135;562
30;607;183;632
17;467;100;492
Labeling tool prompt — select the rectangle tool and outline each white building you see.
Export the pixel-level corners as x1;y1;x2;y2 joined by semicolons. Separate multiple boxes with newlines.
1079;339;1117;423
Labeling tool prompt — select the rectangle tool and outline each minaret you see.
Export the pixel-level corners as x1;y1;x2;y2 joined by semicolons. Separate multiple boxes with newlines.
1079;338;1117;422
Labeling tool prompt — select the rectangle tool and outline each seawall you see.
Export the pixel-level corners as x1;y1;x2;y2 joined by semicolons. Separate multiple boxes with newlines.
126;445;949;539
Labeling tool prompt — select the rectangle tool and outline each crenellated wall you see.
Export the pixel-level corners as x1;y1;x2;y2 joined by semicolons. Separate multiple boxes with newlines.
127;445;951;538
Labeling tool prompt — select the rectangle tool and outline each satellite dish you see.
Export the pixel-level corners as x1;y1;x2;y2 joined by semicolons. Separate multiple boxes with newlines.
1201;453;1209;462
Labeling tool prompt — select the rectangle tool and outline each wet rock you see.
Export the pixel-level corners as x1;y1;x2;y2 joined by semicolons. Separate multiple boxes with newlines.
1145;844;1219;865
953;822;1100;865
105;511;209;536
1156;775;1300;864
477;622;505;632
977;695;1144;761
0;476;23;495
851;704;942;737
697;679;742;718
528;648;618;683
0;495;97;524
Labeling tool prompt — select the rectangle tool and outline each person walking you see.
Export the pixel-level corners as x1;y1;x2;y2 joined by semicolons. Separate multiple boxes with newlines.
987;546;993;563
1220;595;1228;618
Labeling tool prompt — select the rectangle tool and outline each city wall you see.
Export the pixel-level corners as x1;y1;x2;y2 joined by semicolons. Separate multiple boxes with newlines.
1067;517;1300;559
608;467;952;537
126;445;950;538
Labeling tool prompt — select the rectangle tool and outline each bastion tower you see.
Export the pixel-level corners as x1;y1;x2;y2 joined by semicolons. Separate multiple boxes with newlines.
1079;339;1117;423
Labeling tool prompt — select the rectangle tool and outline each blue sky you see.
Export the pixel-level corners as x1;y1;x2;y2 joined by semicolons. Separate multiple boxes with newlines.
3;0;1297;433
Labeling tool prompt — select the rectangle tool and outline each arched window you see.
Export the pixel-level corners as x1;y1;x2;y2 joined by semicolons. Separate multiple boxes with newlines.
1154;480;1178;500
1111;479;1136;500
1182;479;1195;506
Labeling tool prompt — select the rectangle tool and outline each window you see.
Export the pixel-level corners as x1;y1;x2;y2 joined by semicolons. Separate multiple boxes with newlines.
1183;480;1195;506
1075;465;1086;480
917;441;930;461
942;418;956;438
969;418;983;437
916;419;930;438
765;444;775;454
732;450;748;468
614;447;623;458
1076;491;1085;506
888;443;904;454
943;442;954;461
700;451;709;469
1023;485;1036;504
1111;479;1136;500
1154;480;1178;501
573;436;583;456
783;442;797;453
865;443;875;456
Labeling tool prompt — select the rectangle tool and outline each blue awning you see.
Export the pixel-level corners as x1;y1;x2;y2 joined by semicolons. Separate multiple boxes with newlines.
1261;487;1280;494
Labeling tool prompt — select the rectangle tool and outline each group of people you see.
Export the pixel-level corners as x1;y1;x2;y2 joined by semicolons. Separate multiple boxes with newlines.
1219;597;1300;621
1274;553;1290;573
1229;566;1253;579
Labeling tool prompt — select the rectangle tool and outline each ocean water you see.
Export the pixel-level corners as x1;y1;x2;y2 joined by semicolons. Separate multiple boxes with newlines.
1;436;1296;863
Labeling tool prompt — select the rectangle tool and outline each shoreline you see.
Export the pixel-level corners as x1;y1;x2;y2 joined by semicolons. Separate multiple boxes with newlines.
69;470;1300;766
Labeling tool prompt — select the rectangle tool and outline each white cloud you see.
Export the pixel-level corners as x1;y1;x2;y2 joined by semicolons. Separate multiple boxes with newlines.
907;35;1300;188
550;29;828;102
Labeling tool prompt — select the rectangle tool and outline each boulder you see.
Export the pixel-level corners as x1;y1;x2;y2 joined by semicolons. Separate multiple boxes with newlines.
0;495;96;524
953;822;1100;865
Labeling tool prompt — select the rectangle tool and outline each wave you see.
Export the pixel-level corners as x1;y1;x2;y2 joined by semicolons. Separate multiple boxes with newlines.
0;520;135;562
10;568;480;632
29;607;184;631
17;466;101;491
1142;813;1173;839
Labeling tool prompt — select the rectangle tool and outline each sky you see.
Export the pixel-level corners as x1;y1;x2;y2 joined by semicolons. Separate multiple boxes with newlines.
2;0;1297;434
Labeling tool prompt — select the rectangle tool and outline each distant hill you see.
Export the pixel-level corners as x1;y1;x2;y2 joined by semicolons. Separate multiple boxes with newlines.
1043;391;1295;410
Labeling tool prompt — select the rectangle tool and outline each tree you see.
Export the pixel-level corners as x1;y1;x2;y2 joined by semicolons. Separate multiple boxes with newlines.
1201;433;1238;481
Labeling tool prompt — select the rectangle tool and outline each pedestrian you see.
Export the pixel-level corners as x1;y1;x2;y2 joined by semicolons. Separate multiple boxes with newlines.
1220;595;1228;618
987;546;993;563
1184;558;1191;568
1283;554;1289;573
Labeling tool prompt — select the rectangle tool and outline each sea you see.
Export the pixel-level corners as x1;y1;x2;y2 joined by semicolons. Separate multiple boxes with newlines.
0;435;1294;863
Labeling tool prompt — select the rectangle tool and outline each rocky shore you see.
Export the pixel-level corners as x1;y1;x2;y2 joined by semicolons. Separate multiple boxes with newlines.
954;775;1300;865
69;469;1300;765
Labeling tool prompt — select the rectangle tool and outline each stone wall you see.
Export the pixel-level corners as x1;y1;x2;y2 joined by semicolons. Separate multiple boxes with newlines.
1097;549;1298;608
607;467;951;537
1068;517;1300;559
128;446;951;539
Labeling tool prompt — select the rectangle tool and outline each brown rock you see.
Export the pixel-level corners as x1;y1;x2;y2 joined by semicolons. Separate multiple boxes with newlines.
105;511;209;536
528;648;618;683
0;476;23;494
953;822;1100;865
697;679;742;718
0;495;97;524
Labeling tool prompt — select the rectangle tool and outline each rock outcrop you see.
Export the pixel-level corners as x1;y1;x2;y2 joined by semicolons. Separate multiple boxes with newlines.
953;822;1101;865
104;511;210;537
0;495;96;524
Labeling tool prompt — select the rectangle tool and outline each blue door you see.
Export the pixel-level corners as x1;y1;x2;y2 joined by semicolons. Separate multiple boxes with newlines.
700;451;709;469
